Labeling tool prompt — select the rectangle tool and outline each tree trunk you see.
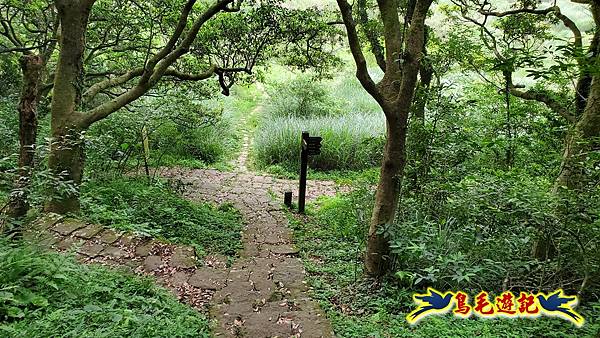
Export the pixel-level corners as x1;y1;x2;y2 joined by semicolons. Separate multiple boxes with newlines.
554;1;600;193
366;112;408;275
532;21;600;260
335;0;431;276
533;75;600;260
45;128;86;214
554;75;600;192
45;0;94;214
6;55;44;220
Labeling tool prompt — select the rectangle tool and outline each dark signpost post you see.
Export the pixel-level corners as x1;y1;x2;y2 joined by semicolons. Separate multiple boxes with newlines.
298;131;322;213
284;191;292;208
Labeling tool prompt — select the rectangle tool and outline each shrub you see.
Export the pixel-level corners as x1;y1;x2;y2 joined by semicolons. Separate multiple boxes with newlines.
0;239;210;337
0;97;18;160
389;170;599;296
80;176;242;256
291;189;600;338
86;85;237;174
151;119;233;165
253;112;385;172
265;74;339;119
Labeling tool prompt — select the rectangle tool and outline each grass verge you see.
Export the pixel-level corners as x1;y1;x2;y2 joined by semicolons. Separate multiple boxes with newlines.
0;239;210;337
81;176;243;257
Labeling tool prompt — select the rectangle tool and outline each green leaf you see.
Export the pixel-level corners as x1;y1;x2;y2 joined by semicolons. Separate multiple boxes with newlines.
111;313;123;323
7;306;25;318
31;295;49;307
84;304;102;312
0;291;15;302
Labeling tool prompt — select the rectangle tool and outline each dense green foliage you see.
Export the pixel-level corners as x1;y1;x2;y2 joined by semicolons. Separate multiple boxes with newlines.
394;83;599;295
0;97;18;162
0;239;210;337
81;176;242;256
291;192;600;337
86;84;240;172
393;169;599;291
265;75;339;119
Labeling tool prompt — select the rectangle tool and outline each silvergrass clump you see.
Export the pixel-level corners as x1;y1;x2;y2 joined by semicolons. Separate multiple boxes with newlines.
253;112;385;171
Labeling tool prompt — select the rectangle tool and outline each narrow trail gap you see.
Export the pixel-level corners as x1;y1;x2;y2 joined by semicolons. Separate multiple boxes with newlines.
229;82;266;173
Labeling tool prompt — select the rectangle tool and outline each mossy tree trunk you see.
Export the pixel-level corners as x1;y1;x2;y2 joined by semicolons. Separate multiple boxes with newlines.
553;3;600;194
533;3;600;260
337;0;433;276
7;55;44;219
45;0;94;214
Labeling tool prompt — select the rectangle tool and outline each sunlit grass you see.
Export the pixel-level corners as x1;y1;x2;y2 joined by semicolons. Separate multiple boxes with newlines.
253;112;385;172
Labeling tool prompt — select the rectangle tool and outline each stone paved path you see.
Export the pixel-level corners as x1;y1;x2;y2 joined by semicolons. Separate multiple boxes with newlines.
159;167;344;337
27;83;344;337
155;82;343;336
26;168;345;338
25;214;223;309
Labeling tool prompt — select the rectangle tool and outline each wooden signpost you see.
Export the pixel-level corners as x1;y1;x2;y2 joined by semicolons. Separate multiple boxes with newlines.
298;131;322;213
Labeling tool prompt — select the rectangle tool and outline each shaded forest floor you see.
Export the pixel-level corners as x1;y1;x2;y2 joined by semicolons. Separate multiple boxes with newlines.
20;89;348;336
25;164;346;337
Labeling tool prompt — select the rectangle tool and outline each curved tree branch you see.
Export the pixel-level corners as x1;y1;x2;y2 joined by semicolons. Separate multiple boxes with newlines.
509;87;576;123
357;0;386;72
480;6;582;53
78;0;235;128
336;0;384;107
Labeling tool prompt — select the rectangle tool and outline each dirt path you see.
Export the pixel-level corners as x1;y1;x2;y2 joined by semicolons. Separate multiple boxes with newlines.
228;82;265;172
228;112;250;172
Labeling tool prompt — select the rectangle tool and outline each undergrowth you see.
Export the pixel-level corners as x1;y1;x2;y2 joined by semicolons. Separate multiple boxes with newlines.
0;239;210;337
81;176;242;257
289;190;600;337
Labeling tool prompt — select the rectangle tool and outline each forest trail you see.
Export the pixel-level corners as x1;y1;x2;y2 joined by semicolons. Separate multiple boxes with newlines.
228;109;251;172
162;85;341;337
27;168;343;337
228;82;266;172
161;168;340;337
26;85;343;337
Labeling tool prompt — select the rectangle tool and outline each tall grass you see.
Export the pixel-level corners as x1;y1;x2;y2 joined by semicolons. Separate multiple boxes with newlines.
329;70;381;115
253;112;385;171
254;67;386;173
